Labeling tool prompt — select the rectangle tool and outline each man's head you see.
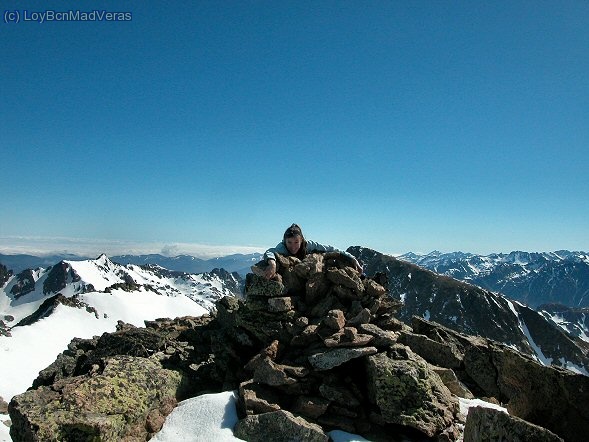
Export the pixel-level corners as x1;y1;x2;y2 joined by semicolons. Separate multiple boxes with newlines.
283;224;305;255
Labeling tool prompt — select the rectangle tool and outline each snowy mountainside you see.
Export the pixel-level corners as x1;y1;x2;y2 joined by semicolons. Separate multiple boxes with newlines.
399;250;589;308
538;303;589;343
0;254;247;407
0;254;243;333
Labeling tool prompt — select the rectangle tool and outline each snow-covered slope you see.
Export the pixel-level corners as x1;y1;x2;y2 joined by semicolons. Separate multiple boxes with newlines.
1;254;242;329
0;254;243;403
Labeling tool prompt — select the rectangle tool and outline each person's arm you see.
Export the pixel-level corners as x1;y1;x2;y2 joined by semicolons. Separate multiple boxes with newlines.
264;242;288;262
306;241;363;272
262;242;288;279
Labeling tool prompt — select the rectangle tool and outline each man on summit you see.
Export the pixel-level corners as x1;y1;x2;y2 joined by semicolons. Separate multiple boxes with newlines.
258;223;362;280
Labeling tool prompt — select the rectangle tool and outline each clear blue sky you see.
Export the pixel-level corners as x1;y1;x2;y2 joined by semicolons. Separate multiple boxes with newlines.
2;1;588;257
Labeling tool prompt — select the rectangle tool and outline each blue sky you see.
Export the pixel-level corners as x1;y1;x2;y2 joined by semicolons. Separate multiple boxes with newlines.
2;1;588;257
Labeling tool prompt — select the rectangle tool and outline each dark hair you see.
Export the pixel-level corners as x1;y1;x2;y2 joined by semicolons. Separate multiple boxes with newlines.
283;223;307;259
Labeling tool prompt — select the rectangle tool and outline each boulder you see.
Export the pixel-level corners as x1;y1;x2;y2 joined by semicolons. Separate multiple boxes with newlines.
464;406;564;442
308;347;378;371
233;409;328;442
9;355;183;441
366;350;458;437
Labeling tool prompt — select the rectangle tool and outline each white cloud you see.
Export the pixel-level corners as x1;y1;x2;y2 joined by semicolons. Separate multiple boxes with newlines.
0;236;264;259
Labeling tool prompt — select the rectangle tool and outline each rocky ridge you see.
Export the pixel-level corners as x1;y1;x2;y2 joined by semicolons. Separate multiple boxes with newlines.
8;252;589;441
351;247;589;374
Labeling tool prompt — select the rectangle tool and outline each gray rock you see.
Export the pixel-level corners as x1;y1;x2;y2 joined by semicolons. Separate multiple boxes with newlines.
358;323;398;348
9;355;183;441
239;380;282;415
347;307;372;326
252;358;298;386
399;330;463;369
291;395;330;419
326;268;364;293
322;309;346;330
464;406;564;442
245;273;286;297
267;296;294;312
233;409;328;442
431;366;474;399
308;347;378;371
365;351;458;437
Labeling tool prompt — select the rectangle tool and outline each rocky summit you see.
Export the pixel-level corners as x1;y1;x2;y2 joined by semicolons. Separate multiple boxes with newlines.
8;252;589;441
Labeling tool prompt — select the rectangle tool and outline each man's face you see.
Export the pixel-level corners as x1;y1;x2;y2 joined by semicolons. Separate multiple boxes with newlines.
285;235;302;255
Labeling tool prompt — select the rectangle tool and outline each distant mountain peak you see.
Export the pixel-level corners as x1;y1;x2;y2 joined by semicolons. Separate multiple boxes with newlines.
0;255;245;332
399;249;589;309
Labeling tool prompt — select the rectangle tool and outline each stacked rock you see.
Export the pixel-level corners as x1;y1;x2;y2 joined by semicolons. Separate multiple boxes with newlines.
233;252;460;441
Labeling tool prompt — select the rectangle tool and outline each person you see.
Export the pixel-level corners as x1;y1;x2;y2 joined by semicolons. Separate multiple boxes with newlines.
258;223;362;280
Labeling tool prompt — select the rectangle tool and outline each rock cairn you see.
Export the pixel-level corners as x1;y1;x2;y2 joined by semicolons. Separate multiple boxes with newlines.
232;252;460;441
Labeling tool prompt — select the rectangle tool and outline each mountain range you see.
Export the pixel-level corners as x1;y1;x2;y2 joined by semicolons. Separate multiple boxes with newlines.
399;250;589;308
2;249;588;377
0;254;243;340
0;252;263;276
348;247;589;375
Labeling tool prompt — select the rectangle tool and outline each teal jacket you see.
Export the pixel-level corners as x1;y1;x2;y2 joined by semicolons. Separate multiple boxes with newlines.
264;240;357;263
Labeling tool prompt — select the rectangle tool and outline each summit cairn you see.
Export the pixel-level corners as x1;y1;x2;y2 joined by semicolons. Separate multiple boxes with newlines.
233;252;461;440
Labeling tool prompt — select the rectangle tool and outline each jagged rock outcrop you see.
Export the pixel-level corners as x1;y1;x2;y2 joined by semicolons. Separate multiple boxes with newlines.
9;269;36;299
405;316;589;442
43;261;81;294
0;263;12;287
350;246;589;374
8;252;589;441
15;294;98;327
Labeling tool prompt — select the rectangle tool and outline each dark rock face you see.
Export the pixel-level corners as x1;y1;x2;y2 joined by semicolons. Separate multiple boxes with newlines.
42;261;81;295
15;294;97;328
8;252;589;441
9;269;36;299
0;263;12;287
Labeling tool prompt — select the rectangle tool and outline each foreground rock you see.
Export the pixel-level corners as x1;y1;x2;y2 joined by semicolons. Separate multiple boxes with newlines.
464;406;563;442
8;252;589;441
234;409;328;442
10;356;182;441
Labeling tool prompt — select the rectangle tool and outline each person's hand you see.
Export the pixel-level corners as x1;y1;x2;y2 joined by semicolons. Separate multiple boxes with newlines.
264;259;277;280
